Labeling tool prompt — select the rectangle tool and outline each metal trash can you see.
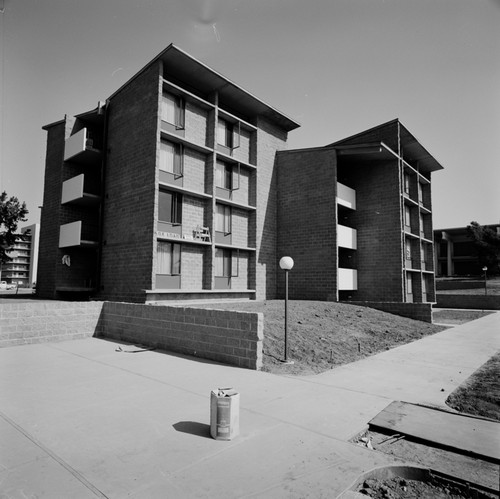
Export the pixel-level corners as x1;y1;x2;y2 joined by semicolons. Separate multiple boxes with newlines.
210;388;240;440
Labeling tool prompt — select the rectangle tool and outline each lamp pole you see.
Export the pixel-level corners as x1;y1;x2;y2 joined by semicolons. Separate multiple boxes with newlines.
279;256;294;364
482;266;488;296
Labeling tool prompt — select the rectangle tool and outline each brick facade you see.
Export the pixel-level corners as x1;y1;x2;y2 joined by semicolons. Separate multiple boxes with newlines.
37;45;442;322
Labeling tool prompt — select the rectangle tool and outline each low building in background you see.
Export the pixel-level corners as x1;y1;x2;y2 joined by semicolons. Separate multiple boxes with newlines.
434;224;500;276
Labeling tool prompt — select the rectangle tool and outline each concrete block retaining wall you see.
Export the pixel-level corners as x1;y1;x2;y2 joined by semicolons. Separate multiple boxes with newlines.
435;294;500;310
0;301;264;370
0;301;103;348
98;302;263;370
347;301;433;323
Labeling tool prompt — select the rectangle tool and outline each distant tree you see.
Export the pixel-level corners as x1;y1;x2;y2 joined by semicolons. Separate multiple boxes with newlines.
0;191;29;265
466;221;500;275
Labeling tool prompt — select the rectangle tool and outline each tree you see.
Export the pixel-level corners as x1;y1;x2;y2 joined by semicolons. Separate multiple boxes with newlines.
467;221;500;275
0;191;29;265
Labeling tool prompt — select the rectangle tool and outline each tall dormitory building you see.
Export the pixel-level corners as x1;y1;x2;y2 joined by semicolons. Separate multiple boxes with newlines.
38;44;443;311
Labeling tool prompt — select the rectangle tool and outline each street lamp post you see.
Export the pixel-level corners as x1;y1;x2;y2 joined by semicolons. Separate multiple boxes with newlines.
279;256;294;364
482;266;488;296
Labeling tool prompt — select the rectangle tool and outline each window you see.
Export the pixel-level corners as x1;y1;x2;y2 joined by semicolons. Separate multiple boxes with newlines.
405;240;412;261
159;191;182;225
160;141;183;176
157;242;181;275
420;214;425;236
216;161;233;190
215;248;231;277
161;93;185;128
215;204;231;234
404;206;411;228
418;183;424;203
406;274;413;295
217;119;233;148
404;174;410;195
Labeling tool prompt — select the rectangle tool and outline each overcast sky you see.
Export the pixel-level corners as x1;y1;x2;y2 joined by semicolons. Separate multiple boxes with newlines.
1;0;499;229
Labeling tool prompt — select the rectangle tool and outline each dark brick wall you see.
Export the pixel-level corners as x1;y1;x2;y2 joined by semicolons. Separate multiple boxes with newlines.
347;160;404;301
277;148;338;300
98;63;161;302
37;119;73;298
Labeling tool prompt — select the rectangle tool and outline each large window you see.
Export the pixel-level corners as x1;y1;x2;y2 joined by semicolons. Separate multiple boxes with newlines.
157;242;181;275
160;141;183;176
215;204;231;234
216;161;232;190
215;248;231;277
159;190;182;225
404;205;411;228
161;93;185;128
217;119;233;148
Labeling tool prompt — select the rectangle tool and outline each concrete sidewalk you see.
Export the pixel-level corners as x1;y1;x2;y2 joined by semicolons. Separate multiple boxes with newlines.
0;312;498;498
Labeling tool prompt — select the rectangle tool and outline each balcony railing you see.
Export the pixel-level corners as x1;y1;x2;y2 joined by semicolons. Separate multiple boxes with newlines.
337;224;357;250
61;174;100;206
337;182;356;210
338;268;358;291
59;221;98;248
64;128;101;165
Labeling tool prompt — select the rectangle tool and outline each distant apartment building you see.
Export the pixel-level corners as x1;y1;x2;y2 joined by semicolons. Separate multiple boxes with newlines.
1;224;40;287
37;44;443;316
434;224;500;276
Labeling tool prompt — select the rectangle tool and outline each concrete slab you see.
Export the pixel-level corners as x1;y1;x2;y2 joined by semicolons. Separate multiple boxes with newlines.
369;401;500;462
0;311;498;497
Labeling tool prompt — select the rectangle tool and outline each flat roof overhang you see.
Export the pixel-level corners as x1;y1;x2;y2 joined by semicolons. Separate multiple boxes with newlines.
110;44;300;133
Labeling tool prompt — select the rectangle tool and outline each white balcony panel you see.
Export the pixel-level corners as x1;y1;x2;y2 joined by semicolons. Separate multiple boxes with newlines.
337;224;357;250
61;175;84;204
64;128;87;161
337;182;356;210
59;221;82;248
338;269;358;291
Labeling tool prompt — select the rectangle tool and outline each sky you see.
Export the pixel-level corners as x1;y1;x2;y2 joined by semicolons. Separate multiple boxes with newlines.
1;0;499;230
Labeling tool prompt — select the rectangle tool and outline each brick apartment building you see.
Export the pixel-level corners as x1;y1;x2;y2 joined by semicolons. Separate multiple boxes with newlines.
277;120;442;304
1;224;40;287
38;44;443;311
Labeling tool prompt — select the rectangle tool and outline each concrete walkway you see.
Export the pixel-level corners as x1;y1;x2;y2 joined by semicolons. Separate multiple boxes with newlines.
0;312;498;498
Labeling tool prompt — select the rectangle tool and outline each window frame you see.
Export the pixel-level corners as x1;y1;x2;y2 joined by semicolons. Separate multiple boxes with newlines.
215;204;232;235
162;92;185;129
160;140;184;178
159;190;183;225
156;241;181;275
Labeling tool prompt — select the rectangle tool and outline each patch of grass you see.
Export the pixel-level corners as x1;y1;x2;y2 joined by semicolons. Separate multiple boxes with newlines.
446;353;500;422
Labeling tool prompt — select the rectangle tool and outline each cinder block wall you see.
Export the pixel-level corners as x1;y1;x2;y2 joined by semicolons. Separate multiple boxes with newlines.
98;63;161;302
348;301;433;323
435;295;500;310
0;302;103;347
254;118;289;300
98;302;263;369
277;148;338;300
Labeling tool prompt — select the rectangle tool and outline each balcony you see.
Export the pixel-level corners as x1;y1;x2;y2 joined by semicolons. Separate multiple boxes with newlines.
338;268;358;290
59;221;98;249
64;128;102;165
336;182;356;210
337;225;357;250
61;174;101;207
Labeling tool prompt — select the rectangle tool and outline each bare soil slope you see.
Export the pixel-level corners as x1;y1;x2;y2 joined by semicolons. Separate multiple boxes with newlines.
195;300;447;375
